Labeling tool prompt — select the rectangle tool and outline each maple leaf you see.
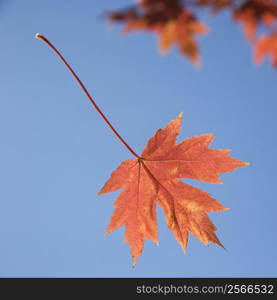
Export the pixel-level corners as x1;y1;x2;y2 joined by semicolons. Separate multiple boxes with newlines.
233;0;277;40
36;33;249;266
254;31;277;66
98;114;249;265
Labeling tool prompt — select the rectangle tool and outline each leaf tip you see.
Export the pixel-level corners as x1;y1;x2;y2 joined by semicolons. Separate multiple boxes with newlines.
181;247;187;254
178;112;184;119
220;243;226;250
97;187;105;195
207;134;216;143
132;257;138;267
194;59;202;69
213;176;223;184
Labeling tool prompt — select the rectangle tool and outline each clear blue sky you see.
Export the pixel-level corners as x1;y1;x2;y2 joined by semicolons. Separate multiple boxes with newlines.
0;0;276;277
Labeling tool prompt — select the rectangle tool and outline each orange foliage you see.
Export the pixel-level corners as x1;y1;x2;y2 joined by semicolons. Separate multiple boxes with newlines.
255;31;277;65
233;0;277;40
98;114;249;265
158;12;208;65
108;0;277;68
109;0;208;65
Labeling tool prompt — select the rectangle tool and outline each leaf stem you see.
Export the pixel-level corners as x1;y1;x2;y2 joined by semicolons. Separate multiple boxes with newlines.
35;33;140;159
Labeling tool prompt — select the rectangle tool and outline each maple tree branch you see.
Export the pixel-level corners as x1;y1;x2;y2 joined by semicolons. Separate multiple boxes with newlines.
35;33;140;159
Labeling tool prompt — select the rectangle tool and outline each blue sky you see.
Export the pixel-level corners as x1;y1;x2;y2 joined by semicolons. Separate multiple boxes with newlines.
0;0;276;277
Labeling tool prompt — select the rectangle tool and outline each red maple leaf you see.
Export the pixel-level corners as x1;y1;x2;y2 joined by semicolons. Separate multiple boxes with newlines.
36;34;249;266
98;114;249;265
